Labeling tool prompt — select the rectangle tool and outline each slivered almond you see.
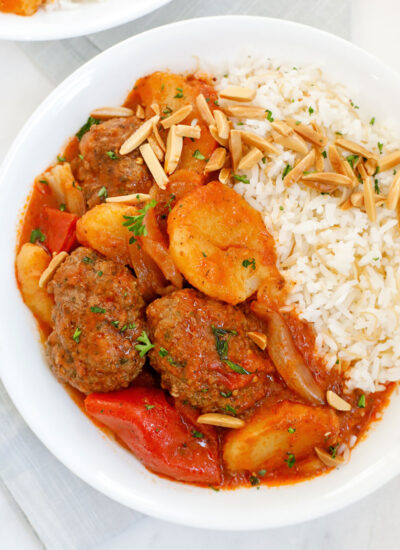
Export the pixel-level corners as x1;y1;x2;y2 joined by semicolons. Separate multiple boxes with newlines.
139;143;168;190
285;119;328;147
328;144;346;175
152;120;166;152
301;180;337;194
224;105;267;119
175;124;201;139
214;110;230;140
150;103;160;116
315;447;345;468
302;172;353;187
196;94;215;125
197;413;244;429
326;390;351;412
284;149;315;186
164;125;183;175
365;157;378;176
219;86;256;103
209;124;229;147
359;163;376;221
119;115;160;155
378;150;400;172
39;251;68;288
229;130;242;171
135;105;145;119
350;191;385;208
90;106;134;119
335;138;378;160
342;157;359;187
161;104;193;129
272;131;308;155
386;170;400;210
314;147;325;171
106;193;151;205
219;168;231;184
238;147;263;170
204;148;227;172
241;131;280;155
147;134;164;162
271;120;293;136
247;331;267;351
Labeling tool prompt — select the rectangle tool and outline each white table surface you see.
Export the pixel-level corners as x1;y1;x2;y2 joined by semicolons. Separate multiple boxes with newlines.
1;1;400;548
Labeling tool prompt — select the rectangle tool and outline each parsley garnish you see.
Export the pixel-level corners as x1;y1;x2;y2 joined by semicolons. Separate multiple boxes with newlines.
346;154;359;169
224;360;251;375
225;404;237;416
90;306;105;314
284;453;296;468
145;404;155;410
242;258;256;270
192;430;204;438
288;427;296;434
57;155;66;163
370;117;375;126
282;164;292;178
82;256;94;264
378;142;383;154
97;271;103;277
135;331;154;357
29;228;45;244
193;149;206;160
211;326;237;361
308;106;314;115
232;173;250;184
106;151;119;160
358;394;366;408
76;116;100;140
165;193;176;212
163;106;172;115
39;179;48;185
220;391;232;398
250;475;260;486
258;469;266;477
98;186;108;199
265;109;274;122
329;444;339;459
79;154;84;160
174;87;184;98
59;203;66;211
122;199;157;238
374;179;380;194
159;347;169;357
111;321;119;328
322;150;327;158
72;327;82;343
72;181;83;191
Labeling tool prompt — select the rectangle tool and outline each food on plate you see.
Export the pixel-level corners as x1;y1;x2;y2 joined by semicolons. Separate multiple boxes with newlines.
0;0;102;16
16;61;398;489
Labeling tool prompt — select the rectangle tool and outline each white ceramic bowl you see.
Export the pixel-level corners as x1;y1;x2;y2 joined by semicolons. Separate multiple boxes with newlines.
0;0;171;41
1;16;400;530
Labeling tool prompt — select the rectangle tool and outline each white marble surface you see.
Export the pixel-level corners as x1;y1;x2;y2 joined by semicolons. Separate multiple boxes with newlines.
1;1;400;548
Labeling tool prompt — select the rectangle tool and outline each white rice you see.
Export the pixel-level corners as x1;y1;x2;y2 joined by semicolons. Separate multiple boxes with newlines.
212;53;400;394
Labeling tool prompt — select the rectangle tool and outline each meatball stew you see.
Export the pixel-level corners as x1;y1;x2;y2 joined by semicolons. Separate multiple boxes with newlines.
16;71;393;489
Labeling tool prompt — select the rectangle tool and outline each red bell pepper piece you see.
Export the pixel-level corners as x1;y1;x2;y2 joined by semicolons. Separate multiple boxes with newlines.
85;387;221;485
40;207;78;254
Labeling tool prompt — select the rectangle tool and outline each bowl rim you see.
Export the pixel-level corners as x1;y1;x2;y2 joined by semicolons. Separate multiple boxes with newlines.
1;14;400;530
0;0;172;41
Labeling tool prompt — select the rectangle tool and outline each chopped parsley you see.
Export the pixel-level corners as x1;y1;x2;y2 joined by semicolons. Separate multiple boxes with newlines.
174;87;184;98
295;120;302;125
82;256;94;264
265;109;274;122
76;116;100;140
98;186;108;199
165;194;176;212
284;453;296;468
358;394;366;408
329;444;339;459
29;228;45;244
349;100;359;109
163;106;172;115
261;157;266;164
308;106;314;115
106;150;119;160
214;100;219;106
135;331;154;357
211;326;237;361
282;164;292;179
224;360;251;375
220;391;232;398
288;427;296;434
192;430;204;438
159;347;169;357
193;149;206;160
145;404;155;410
370;117;375;126
279;206;284;211
59;203;66;212
57;155;66;163
72;181;83;191
90;306;105;314
346;155;359;169
250;475;260;486
242;258;256;270
122;199;157;240
378;142;383;154
97;271;103;277
258;469;266;477
111;321;119;328
72;327;82;343
79;154;84;160
39;179;48;185
225;404;237;416
232;173;250;184
201;251;207;257
322;150;327;158
374;179;380;194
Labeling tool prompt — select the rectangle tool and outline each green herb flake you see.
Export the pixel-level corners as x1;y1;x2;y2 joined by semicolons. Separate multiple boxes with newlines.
209;485;220;492
90;306;105;314
250;475;260;486
322;150;327;158
163;106;172;115
111;321;119;328
261;157;266;164
192;430;204;439
120;325;128;333
232;173;250;184
122;199;157;237
370;117;375;126
214;100;219;106
211;325;238;363
97;271;103;277
378;142;383;154
335;131;343;136
145;404;155;410
295;120;302;125
174;87;184;99
224;360;251;375
284;453;296;468
288;427;296;434
346;154;359;169
374;179;380;194
193;149;206;160
220;391;232;398
329;444;339;459
82;256;94;264
106;150;119;161
201;251;207;257
308;106;314;115
265;109;274;122
79;154;84;160
279;206;284;211
76;116;100;140
57;155;66;163
72;181;83;191
59;203;66;212
358;394;366;408
258;469;267;477
128;323;136;330
225;404;237;416
242;258;256;270
72;327;82;343
29;228;46;244
165;193;176;212
135;331;155;357
282;164;292;179
159;347;169;357
39;179;48;185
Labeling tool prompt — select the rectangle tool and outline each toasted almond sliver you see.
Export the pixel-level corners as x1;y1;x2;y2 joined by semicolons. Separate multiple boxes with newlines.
219;168;231;185
378;150;400;172
39;251;68;288
326;390;352;412
219;86;256;103
335;138;378;160
350;191;385;208
359;163;376;222
285;119;328;148
204;148;227;173
196;93;215;126
139;143;168;190
229;129;243;171
314;147;325;172
386;170;400;210
272;131;308;155
238;147;263;171
365;157;378;176
152;120;166;152
300;180;337;194
135;105;145;119
164;125;183;175
175;124;201;139
270;120;293;137
150;103;160;116
241;131;280;156
247;331;267;351
147;134;165;162
224;105;267;119
284;149;315;186
209;124;229;147
214;110;230;140
197;413;245;429
314;447;345;468
90;106;134;119
106;193;151;205
328;144;346;175
161;104;193;130
119;115;160;155
302;172;353;187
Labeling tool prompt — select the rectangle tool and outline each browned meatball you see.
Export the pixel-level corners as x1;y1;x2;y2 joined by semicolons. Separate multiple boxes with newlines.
77;116;153;208
46;247;147;394
146;289;275;414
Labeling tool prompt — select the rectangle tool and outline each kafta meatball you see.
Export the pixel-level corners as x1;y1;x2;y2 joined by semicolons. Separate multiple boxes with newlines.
77;116;153;208
146;288;274;414
46;247;147;393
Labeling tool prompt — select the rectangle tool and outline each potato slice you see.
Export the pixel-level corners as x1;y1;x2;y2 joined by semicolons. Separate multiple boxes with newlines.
223;401;339;472
16;243;54;327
